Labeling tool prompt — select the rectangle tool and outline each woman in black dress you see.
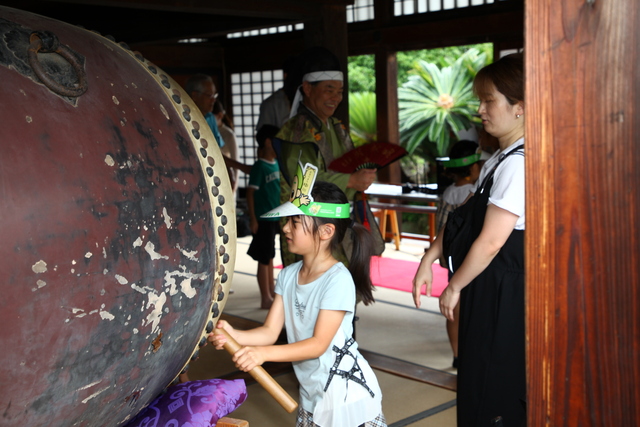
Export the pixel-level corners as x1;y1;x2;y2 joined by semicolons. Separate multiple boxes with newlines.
412;54;526;427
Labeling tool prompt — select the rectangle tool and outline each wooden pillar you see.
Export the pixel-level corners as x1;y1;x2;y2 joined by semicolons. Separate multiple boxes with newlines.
304;3;350;125
375;48;401;184
373;0;401;185
526;0;640;425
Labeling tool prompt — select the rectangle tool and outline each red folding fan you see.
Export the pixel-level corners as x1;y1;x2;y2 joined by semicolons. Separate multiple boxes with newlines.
328;142;407;173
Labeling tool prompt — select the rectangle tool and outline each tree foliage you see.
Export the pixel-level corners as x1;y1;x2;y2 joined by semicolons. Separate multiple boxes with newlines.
348;55;376;93
347;43;492;93
396;43;492;86
398;47;490;160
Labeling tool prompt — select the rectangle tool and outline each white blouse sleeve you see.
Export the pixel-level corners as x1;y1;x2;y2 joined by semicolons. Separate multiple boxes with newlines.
489;152;525;229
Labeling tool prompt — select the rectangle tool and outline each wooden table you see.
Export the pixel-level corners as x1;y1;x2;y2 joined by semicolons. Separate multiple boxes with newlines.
365;183;439;246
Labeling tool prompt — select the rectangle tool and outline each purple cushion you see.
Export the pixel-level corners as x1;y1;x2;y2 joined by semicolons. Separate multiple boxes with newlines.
125;379;247;427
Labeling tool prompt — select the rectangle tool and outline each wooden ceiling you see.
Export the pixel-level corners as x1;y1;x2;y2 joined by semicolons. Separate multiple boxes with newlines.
1;0;353;45
2;0;524;83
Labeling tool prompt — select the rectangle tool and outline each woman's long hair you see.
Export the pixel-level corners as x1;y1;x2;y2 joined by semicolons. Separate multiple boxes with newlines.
308;181;376;305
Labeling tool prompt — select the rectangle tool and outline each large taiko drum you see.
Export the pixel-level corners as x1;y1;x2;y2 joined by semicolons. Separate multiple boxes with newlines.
0;6;235;426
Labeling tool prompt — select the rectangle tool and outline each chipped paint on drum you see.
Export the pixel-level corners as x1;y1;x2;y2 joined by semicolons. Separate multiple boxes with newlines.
0;6;235;426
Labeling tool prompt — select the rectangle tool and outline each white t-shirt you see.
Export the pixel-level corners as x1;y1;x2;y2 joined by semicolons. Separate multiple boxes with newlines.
442;182;474;206
275;261;383;427
256;88;291;130
472;138;525;230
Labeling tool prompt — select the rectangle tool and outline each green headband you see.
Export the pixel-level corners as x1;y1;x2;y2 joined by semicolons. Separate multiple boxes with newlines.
299;201;351;218
442;153;481;168
261;200;352;219
260;154;352;219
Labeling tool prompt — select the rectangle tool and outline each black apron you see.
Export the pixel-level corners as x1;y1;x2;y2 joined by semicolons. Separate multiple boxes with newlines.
456;165;526;427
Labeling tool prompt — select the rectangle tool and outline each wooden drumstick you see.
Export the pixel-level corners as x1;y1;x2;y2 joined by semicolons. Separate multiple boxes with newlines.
214;328;298;413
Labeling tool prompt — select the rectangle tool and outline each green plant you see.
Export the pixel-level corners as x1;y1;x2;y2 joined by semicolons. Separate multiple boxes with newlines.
347;44;492;97
398;48;490;160
348;92;377;147
348;55;376;93
396;43;492;87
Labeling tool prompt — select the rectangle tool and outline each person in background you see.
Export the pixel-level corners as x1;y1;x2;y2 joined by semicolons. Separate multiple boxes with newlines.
412;53;526;426
246;125;281;309
434;139;485;370
276;46;378;267
256;54;303;131
184;74;225;149
185;76;251;183
478;126;500;156
214;100;240;195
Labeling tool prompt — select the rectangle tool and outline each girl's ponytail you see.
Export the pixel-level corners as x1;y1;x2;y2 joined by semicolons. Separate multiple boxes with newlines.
309;181;377;306
347;221;376;305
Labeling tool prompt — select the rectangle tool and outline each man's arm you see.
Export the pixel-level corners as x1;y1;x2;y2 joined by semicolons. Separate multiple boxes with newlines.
246;187;258;234
224;155;252;175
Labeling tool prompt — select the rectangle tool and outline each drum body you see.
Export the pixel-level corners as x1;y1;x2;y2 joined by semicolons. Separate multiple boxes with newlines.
0;6;235;426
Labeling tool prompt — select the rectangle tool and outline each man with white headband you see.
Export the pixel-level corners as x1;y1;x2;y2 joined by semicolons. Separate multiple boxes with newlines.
275;47;378;267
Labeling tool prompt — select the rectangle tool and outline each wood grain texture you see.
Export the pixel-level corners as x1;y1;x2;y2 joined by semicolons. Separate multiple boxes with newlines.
525;0;640;425
217;417;250;427
375;49;402;185
359;349;457;392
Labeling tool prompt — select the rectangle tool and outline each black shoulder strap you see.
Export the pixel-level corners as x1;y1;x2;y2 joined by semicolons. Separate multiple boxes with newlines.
477;144;524;193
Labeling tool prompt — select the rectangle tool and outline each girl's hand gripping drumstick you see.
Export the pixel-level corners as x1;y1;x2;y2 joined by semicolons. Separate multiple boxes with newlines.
214;328;298;413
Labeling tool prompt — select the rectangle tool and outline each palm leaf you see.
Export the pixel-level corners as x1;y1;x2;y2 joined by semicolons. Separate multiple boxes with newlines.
398;49;491;157
348;92;377;147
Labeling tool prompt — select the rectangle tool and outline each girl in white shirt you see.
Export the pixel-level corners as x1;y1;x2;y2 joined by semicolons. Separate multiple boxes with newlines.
211;180;385;427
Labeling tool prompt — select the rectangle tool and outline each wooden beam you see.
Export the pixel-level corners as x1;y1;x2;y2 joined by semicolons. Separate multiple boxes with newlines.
133;43;225;71
38;0;320;19
359;349;457;392
5;0;300;44
223;35;305;74
526;0;640;425
371;0;402;188
107;14;288;44
374;48;401;185
349;8;524;54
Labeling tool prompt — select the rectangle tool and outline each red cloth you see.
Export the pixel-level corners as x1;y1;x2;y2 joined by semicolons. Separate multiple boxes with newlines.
277;256;449;297
370;256;449;297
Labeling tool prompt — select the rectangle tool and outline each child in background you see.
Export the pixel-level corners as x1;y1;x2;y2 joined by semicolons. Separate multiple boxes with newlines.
436;140;485;238
210;173;386;427
435;139;484;369
247;125;281;309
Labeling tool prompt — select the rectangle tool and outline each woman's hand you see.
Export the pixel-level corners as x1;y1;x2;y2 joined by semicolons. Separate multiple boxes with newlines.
437;204;520;318
232;346;265;372
412;257;434;308
439;285;461;322
208;320;235;350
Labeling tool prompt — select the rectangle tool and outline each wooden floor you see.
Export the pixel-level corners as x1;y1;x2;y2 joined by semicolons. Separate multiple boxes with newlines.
186;236;458;426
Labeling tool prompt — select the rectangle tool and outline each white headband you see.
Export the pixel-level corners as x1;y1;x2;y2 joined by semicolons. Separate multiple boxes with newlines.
303;70;343;82
289;71;344;118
